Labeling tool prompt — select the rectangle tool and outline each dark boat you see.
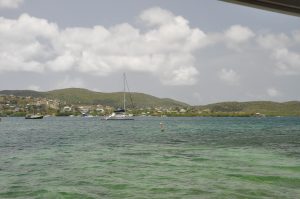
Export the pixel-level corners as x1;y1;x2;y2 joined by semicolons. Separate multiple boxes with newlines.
25;114;44;119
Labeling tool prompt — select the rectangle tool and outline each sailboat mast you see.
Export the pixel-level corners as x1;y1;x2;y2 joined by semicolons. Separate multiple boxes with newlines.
123;73;126;111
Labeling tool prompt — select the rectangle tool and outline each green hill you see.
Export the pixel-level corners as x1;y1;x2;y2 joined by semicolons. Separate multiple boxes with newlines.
0;88;188;108
1;89;299;116
0;90;46;98
196;101;300;116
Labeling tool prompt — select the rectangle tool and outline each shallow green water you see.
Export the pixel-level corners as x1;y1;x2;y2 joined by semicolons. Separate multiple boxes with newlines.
0;117;299;198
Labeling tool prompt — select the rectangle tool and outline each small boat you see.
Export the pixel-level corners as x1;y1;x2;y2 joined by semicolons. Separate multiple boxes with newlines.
82;113;94;118
25;104;44;119
25;114;44;119
105;108;134;120
105;73;134;120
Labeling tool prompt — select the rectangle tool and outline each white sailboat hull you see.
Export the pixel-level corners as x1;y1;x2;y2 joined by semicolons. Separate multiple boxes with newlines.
104;112;134;120
104;73;134;121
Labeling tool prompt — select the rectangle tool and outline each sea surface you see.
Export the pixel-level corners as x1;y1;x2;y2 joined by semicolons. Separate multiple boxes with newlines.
0;116;299;199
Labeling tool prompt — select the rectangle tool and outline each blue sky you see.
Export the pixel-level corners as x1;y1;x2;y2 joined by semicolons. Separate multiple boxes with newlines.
0;0;300;105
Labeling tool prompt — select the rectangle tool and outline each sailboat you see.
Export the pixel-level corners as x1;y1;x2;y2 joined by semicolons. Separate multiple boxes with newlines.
25;105;44;119
105;73;134;120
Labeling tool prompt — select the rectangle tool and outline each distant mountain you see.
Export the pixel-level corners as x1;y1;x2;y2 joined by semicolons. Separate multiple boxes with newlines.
195;101;300;116
0;88;188;108
0;90;46;98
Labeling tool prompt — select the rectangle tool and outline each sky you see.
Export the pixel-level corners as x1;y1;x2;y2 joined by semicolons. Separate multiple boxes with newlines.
0;0;300;105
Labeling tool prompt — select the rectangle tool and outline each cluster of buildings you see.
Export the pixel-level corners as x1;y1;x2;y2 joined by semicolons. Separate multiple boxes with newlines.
0;95;114;116
0;95;189;117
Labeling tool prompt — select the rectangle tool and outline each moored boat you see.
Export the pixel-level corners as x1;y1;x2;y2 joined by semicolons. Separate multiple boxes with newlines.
105;73;134;120
105;108;134;120
25;114;44;119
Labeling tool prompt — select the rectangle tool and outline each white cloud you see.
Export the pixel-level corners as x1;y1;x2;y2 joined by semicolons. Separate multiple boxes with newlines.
162;65;199;85
0;8;209;85
0;14;58;73
46;52;75;72
257;33;290;49
225;25;255;43
256;32;300;76
267;88;280;97
271;48;300;75
220;25;255;51
27;85;40;91
56;76;85;89
218;68;240;85
140;7;174;27
0;0;23;9
1;6;299;92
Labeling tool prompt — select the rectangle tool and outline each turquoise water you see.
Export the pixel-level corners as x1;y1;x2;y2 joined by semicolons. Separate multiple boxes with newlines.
0;117;299;198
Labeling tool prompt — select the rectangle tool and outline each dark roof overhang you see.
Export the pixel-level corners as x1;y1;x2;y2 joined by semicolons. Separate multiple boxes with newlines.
220;0;300;17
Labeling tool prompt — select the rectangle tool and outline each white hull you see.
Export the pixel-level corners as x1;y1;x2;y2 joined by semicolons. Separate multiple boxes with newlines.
25;114;44;119
104;112;134;120
103;73;134;121
105;117;134;120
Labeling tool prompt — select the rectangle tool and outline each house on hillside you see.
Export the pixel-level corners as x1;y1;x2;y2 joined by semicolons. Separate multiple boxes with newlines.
63;106;72;112
180;108;187;113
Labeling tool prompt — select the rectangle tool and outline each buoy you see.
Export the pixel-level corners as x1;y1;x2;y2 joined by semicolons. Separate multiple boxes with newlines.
160;122;165;132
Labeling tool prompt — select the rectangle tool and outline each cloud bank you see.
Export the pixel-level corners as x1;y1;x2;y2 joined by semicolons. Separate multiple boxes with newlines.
257;32;300;76
0;7;208;85
0;7;300;89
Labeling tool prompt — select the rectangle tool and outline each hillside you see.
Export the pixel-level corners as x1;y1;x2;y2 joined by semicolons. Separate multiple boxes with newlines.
0;90;46;98
196;101;300;116
0;88;188;108
1;89;299;116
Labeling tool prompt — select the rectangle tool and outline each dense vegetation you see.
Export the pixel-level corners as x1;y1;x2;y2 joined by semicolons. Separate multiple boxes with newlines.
194;101;300;116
